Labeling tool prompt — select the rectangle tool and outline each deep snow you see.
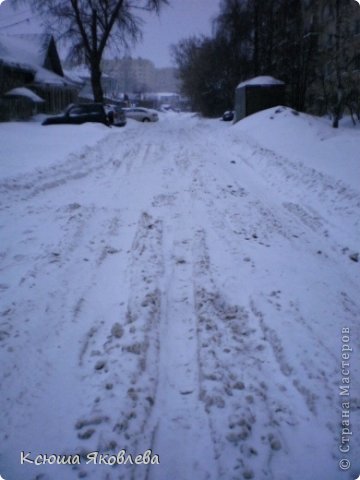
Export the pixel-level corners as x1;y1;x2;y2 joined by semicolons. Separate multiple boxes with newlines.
0;109;359;480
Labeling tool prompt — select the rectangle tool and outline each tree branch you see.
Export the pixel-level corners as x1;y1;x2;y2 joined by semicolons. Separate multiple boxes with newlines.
70;0;92;56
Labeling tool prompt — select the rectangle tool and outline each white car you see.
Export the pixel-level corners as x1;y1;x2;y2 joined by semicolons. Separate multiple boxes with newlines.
123;107;159;122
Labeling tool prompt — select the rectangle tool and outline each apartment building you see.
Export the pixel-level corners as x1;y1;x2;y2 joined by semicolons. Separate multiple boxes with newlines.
102;56;179;93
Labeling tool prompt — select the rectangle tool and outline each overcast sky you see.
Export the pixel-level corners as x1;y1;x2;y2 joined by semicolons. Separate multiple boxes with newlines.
0;0;221;68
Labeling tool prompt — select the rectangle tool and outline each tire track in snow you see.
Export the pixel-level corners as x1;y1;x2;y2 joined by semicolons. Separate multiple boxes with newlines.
183;127;355;477
147;220;218;480
65;211;163;480
192;229;293;480
135;128;222;480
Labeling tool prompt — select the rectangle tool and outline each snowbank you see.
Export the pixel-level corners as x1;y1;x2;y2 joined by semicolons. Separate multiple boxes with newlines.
233;106;360;190
0;120;114;178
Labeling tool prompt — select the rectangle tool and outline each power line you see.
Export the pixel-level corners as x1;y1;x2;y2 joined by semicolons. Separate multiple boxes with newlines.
0;6;36;29
0;8;32;22
0;18;32;30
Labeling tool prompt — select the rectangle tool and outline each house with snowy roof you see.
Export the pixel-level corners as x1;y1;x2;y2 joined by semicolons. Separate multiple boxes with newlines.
0;34;81;120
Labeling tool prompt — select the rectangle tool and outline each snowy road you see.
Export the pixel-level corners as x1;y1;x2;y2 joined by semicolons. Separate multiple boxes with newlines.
0;112;359;480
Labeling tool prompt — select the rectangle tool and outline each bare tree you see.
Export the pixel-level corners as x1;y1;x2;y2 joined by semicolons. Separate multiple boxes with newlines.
18;0;168;102
312;0;360;127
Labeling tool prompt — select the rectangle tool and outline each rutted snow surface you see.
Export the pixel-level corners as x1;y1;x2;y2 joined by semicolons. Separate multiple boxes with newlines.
0;112;359;480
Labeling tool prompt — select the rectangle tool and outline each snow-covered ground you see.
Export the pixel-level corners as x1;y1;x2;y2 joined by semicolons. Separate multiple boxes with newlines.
0;119;112;177
0;109;359;480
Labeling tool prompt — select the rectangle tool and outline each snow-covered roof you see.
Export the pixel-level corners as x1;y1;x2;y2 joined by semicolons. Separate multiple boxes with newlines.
143;92;180;100
78;82;124;103
78;83;94;101
33;66;72;86
0;34;76;87
4;87;45;103
237;76;285;88
65;64;91;80
62;69;85;84
0;34;50;71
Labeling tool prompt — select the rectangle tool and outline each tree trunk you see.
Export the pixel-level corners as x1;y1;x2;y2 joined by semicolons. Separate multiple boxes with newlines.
332;87;343;128
253;0;259;75
90;58;104;103
332;0;342;128
265;2;274;74
89;8;104;103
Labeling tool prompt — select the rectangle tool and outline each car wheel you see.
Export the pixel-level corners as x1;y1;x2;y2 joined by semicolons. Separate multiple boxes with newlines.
142;118;150;122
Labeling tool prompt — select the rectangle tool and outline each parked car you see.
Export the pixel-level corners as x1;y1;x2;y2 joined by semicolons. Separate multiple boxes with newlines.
42;103;110;126
123;107;159;123
159;104;180;113
104;104;126;127
222;110;235;122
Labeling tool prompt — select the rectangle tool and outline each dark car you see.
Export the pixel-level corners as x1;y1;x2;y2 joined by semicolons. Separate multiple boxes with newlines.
42;103;110;126
104;104;127;127
222;110;235;122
